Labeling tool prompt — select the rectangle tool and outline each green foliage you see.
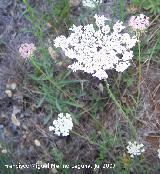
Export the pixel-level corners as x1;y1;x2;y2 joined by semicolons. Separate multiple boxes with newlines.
52;148;64;164
29;47;87;123
23;0;72;41
120;0;125;22
46;0;72;33
23;0;46;39
32;169;48;174
96;144;107;165
142;0;160;15
146;31;160;57
0;154;16;174
95;129;115;165
51;148;70;174
132;0;160;15
53;0;70;22
131;0;141;4
122;71;134;88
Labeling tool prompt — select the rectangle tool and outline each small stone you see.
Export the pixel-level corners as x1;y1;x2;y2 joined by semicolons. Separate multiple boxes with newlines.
10;83;17;90
47;23;52;28
69;0;81;7
36;161;43;165
5;90;12;97
57;61;63;66
98;83;104;93
48;47;58;60
51;168;58;174
34;139;41;146
1;149;7;154
6;84;10;89
11;115;20;127
0;124;4;129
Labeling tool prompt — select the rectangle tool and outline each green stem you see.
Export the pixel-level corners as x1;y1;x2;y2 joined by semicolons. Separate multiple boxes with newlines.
105;81;136;139
136;31;141;105
71;130;99;146
120;0;125;22
71;130;114;160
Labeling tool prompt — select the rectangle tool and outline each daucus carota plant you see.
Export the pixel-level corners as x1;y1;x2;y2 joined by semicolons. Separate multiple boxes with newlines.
19;43;36;59
49;113;73;136
54;14;137;80
126;141;145;158
128;14;149;103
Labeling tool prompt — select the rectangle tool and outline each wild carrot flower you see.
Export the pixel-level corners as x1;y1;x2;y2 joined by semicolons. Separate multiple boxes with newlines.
19;43;36;59
49;113;73;136
126;141;145;158
54;14;137;80
82;0;102;8
128;14;149;31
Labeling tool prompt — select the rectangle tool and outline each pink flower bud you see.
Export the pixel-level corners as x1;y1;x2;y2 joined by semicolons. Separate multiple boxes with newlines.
19;43;36;59
129;14;149;31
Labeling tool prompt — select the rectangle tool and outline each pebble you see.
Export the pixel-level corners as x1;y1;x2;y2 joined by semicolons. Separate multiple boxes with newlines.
51;168;58;174
5;89;12;97
0;124;4;129
69;0;81;7
1;149;7;154
34;139;41;146
6;82;17;90
10;83;17;90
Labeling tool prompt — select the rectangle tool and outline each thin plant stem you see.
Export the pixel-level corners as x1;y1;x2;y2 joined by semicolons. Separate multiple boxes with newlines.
136;31;141;105
120;0;125;22
71;130;114;160
105;81;137;139
71;130;99;146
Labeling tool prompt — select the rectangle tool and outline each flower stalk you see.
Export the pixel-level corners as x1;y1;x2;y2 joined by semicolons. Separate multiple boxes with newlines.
136;31;141;105
105;81;137;139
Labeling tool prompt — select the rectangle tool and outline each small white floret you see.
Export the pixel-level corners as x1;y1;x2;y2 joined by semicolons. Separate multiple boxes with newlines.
82;0;102;8
126;141;145;158
49;113;73;136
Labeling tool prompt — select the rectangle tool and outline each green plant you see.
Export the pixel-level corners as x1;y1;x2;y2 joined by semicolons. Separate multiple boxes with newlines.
120;0;125;22
32;169;48;174
51;148;70;174
0;154;16;174
142;0;160;15
23;0;46;40
53;0;71;25
21;1;160;173
46;0;72;33
132;0;160;15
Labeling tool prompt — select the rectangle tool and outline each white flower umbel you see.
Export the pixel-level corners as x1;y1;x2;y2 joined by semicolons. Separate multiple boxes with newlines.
158;149;160;159
82;0;102;8
126;141;145;158
54;14;137;80
49;113;73;136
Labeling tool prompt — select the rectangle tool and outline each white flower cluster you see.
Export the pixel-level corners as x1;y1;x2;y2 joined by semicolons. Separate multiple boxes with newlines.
49;113;73;136
82;0;102;8
126;141;145;158
54;14;137;80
